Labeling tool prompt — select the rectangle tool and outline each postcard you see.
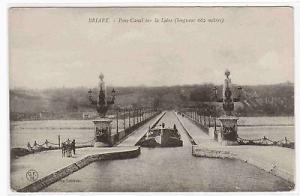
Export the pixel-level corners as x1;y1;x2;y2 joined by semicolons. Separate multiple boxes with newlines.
9;6;294;192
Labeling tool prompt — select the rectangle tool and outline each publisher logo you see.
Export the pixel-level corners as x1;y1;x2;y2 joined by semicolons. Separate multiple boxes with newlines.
26;169;39;182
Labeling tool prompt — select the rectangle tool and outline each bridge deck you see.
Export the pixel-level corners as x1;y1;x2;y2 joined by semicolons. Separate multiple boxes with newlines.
176;113;221;148
118;112;165;146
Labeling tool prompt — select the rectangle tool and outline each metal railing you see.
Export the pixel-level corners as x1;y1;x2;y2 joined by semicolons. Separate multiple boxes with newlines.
24;108;160;152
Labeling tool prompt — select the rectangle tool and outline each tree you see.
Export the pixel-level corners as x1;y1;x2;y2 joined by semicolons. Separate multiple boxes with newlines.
66;97;79;112
189;84;214;102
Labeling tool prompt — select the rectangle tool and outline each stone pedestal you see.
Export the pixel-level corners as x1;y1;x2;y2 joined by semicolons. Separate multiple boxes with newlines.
218;116;239;146
93;117;112;147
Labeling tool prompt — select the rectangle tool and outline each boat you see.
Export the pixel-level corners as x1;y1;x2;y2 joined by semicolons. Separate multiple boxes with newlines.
139;123;183;147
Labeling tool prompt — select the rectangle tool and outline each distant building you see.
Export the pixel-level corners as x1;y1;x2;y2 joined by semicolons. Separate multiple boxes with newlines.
82;112;97;120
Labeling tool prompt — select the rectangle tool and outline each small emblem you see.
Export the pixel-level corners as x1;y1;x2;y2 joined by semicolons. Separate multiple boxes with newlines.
26;169;39;182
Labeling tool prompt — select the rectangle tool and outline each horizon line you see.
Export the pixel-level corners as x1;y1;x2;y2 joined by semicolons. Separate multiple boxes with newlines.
9;81;294;90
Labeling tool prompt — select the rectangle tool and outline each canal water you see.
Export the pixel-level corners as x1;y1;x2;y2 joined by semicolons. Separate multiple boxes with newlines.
43;112;293;192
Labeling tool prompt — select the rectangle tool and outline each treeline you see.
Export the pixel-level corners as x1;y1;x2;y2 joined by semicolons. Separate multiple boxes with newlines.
187;82;294;116
10;82;294;120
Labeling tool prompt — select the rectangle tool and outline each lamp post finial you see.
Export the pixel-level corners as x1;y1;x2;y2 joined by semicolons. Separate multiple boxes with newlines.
99;73;104;81
225;69;230;78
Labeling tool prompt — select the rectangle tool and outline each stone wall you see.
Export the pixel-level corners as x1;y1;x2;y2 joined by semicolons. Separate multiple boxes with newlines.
18;147;140;192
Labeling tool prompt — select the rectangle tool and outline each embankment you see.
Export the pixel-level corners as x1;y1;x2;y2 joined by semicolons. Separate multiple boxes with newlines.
18;147;140;192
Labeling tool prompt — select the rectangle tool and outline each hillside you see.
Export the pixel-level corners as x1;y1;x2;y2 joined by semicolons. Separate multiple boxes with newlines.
10;82;294;120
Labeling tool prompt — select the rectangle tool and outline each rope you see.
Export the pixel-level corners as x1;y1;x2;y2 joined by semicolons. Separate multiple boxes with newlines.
27;137;96;149
237;136;261;142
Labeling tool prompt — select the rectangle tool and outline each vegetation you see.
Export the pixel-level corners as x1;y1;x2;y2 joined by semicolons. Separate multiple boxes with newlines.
10;82;294;120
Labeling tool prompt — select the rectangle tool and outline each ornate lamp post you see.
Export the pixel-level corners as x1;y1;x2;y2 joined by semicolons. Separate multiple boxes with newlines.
88;73;115;117
212;70;242;145
88;73;116;147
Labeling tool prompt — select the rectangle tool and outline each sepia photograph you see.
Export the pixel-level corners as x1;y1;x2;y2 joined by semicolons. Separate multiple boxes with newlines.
8;6;295;192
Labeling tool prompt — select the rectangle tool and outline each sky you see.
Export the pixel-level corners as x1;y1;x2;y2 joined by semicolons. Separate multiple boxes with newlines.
9;7;294;89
